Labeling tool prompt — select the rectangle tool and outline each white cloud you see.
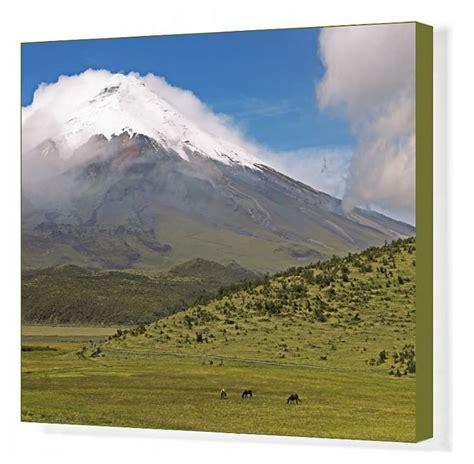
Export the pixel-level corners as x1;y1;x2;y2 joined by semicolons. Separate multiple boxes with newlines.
317;23;416;224
139;72;257;150
22;69;113;153
259;147;352;199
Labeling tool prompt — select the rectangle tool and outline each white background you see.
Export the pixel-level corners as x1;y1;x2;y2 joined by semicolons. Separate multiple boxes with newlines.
0;0;471;462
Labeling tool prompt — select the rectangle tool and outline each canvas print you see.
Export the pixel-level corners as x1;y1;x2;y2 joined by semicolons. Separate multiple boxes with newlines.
21;22;432;442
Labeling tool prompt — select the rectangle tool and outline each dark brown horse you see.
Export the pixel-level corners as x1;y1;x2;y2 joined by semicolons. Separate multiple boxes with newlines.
287;393;301;404
241;389;253;399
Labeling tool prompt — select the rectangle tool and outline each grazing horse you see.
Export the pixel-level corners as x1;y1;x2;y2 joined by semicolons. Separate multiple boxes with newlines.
241;389;253;399
287;393;301;405
220;389;227;400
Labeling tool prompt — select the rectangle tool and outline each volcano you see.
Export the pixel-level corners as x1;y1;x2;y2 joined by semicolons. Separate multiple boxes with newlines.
21;72;414;272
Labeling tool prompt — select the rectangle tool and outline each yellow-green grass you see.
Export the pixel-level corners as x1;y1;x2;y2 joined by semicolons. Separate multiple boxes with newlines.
21;239;417;441
104;239;416;373
22;346;415;442
22;325;122;337
21;325;123;350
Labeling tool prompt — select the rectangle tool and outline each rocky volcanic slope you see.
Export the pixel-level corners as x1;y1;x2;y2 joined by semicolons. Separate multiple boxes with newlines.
22;73;414;273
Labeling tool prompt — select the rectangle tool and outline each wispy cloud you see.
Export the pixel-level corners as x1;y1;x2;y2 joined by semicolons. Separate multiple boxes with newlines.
227;97;296;119
259;146;352;199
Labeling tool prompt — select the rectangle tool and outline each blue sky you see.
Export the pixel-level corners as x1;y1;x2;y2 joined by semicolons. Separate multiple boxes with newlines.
21;28;354;153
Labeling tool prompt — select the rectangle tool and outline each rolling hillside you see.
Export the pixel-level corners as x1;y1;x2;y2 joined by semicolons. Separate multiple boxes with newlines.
21;259;259;325
102;238;416;375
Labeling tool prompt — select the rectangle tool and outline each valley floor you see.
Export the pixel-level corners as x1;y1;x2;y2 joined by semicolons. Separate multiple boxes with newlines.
21;328;416;442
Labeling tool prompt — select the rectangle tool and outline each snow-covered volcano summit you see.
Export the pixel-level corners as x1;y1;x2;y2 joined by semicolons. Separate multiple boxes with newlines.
22;72;261;168
22;70;414;272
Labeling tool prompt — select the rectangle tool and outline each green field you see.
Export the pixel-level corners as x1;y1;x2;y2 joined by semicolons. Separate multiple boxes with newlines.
21;325;122;345
21;340;415;441
21;238;417;441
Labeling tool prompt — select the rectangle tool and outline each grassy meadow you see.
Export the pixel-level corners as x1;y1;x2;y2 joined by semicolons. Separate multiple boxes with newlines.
21;238;417;442
21;339;415;441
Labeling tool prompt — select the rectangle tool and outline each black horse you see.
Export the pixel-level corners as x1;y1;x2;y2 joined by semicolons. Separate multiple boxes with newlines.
241;389;253;399
287;393;301;404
